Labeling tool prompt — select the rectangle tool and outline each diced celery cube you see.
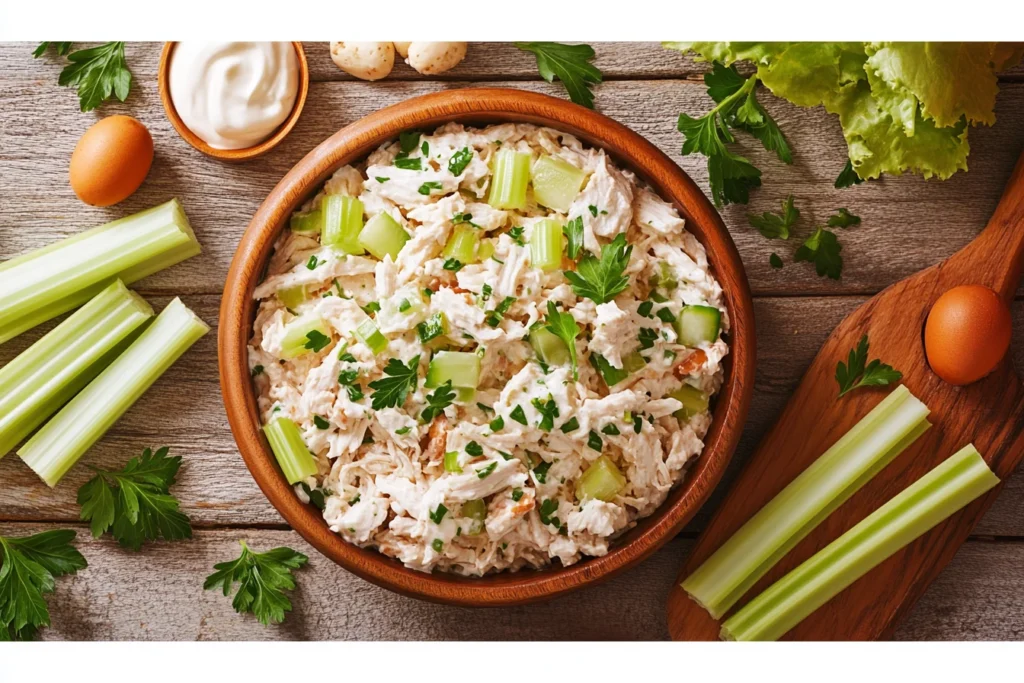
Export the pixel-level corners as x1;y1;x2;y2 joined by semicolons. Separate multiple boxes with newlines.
623;351;647;374
417;313;449;344
290;209;322;234
669;384;709;420
530;219;563;272
576;455;627;502
462;498;487;535
359;212;410;261
321;195;365;255
531;155;586;212
443;226;480;264
280;315;331;359
477;239;496;261
277;285;307;309
444;450;462;473
426;351;481;389
355;318;388;354
530;326;570;366
487;149;531;210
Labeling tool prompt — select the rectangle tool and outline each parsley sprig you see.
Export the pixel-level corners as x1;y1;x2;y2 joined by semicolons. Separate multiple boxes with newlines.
0;529;86;640
33;42;72;58
748;194;799;240
836;334;903;397
368;355;420;410
677;62;791;207
421;380;456;422
204;541;308;626
544;301;581;380
50;42;132;112
515;42;603;109
77;446;192;551
794;227;843;280
564;233;632;304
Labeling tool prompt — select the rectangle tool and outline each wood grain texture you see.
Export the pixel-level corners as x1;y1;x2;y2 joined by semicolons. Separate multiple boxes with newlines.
0;523;1014;641
668;152;1024;640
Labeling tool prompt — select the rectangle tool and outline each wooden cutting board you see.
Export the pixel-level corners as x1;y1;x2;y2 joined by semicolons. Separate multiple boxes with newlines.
667;149;1024;640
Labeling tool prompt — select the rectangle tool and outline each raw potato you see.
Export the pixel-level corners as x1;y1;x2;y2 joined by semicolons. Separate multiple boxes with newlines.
406;42;467;75
393;42;411;59
330;42;394;81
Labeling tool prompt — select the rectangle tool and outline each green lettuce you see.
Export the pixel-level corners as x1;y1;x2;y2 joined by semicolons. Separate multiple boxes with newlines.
666;41;1021;183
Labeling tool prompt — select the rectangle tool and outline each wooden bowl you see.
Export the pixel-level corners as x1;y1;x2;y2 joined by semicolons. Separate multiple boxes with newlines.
219;88;756;606
158;42;309;162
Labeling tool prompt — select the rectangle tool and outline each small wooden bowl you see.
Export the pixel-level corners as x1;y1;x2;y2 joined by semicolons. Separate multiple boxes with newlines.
158;42;309;162
219;89;756;606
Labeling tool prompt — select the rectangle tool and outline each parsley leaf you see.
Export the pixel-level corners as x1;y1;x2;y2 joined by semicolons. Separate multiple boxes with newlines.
587;430;604;452
531;396;560;432
0;529;86;640
303;329;330;353
299;482;326;511
835;334;902;398
769;252;784;269
563;216;584;260
421;380;456;422
538;499;560;526
368;355;420;410
560;416;580;433
748;194;799;239
77;446;192;551
448;147;473;176
394;156;422;171
56;42;132;112
476;462;498;479
544;301;581;380
443;258;463;272
514;42;603;109
509;405;528;425
204;541;308;626
835;159;864;189
564;233;632;304
33;42;73;58
399;131;420;154
418;181;443;196
429;504;448;524
827;208;861;228
794;227;843;280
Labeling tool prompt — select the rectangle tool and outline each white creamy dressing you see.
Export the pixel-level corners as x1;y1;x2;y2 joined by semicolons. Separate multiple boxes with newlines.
168;42;298;150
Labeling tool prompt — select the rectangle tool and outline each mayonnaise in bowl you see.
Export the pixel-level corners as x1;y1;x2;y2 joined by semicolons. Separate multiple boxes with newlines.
168;42;299;150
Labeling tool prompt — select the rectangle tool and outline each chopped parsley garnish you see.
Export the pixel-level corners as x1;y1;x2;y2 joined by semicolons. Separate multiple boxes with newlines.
656;307;677;324
418;181;443;195
511;488;524;502
835;159;864;189
489;415;504;431
465;441;483;457
477;402;494;414
350;494;361;505
564;233;632;304
448;147;473;176
303;330;330;353
375;176;389;183
421;140;430;156
601;423;620;436
476;462;498;479
531;396;560;432
394;156;422;171
313;415;330;430
346;384;364;402
339;351;357;362
509;404;528;425
485;296;517;327
421;380;456;422
395;426;412;435
590;353;629;387
508;226;526;246
398;298;412;312
443;258;463;272
563;216;584;260
543;301;580;380
498;451;513;461
361;301;381;315
429;503;448;524
399;131;420;154
368;355;420;410
533;460;552;484
538;498;560;527
338;369;358;385
452;212;479;227
638;327;658;350
633;414;643;433
560;416;580;433
417;313;447;344
251;365;264;377
431;539;444;552
306;255;319;270
480;284;492;303
587;430;603;452
588;205;598;217
637;300;654;318
299;482;326;511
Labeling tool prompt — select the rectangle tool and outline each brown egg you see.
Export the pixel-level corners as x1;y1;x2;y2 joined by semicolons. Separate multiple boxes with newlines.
924;284;1012;385
69;115;154;206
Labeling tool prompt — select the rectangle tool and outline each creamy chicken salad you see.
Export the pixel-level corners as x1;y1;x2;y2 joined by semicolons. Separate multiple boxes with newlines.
249;122;729;575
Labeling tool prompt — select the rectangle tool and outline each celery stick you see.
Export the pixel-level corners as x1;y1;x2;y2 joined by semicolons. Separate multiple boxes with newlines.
443;226;480;264
263;417;318;485
487;149;531;210
531;155;586;212
290;209;322;234
426;351;480;388
681;385;931;619
530;219;563;272
0;199;200;345
576;456;627;502
18;298;209;487
359;212;409;261
722;445;998;641
0;281;153;459
321;195;365;255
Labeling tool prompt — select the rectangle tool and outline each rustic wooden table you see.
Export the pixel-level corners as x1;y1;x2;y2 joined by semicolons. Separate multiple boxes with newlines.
2;42;1023;641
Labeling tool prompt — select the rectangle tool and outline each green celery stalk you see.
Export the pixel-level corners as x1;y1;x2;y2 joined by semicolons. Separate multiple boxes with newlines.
487;149;531;210
0;199;200;345
530;155;586;212
18;298;209;487
263;417;318;485
530;219;563;272
722;444;999;641
682;385;931;619
443;226;480;264
359;212;409;261
0;280;153;459
321;195;365;255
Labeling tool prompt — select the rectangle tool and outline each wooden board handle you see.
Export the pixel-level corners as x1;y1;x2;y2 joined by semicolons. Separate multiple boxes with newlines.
956;148;1024;301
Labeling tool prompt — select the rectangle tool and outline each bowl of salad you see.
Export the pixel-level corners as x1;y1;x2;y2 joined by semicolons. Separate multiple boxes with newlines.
219;88;755;605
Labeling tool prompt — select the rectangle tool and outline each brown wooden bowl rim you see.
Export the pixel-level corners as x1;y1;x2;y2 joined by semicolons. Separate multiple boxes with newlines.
218;88;756;606
158;42;309;162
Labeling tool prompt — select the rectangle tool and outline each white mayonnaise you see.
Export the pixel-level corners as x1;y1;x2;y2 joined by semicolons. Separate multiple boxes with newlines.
168;42;298;150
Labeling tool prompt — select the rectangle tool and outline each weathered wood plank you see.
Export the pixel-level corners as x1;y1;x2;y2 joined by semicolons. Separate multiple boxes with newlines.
3;69;1024;298
4;296;1024;539
0;523;1012;641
